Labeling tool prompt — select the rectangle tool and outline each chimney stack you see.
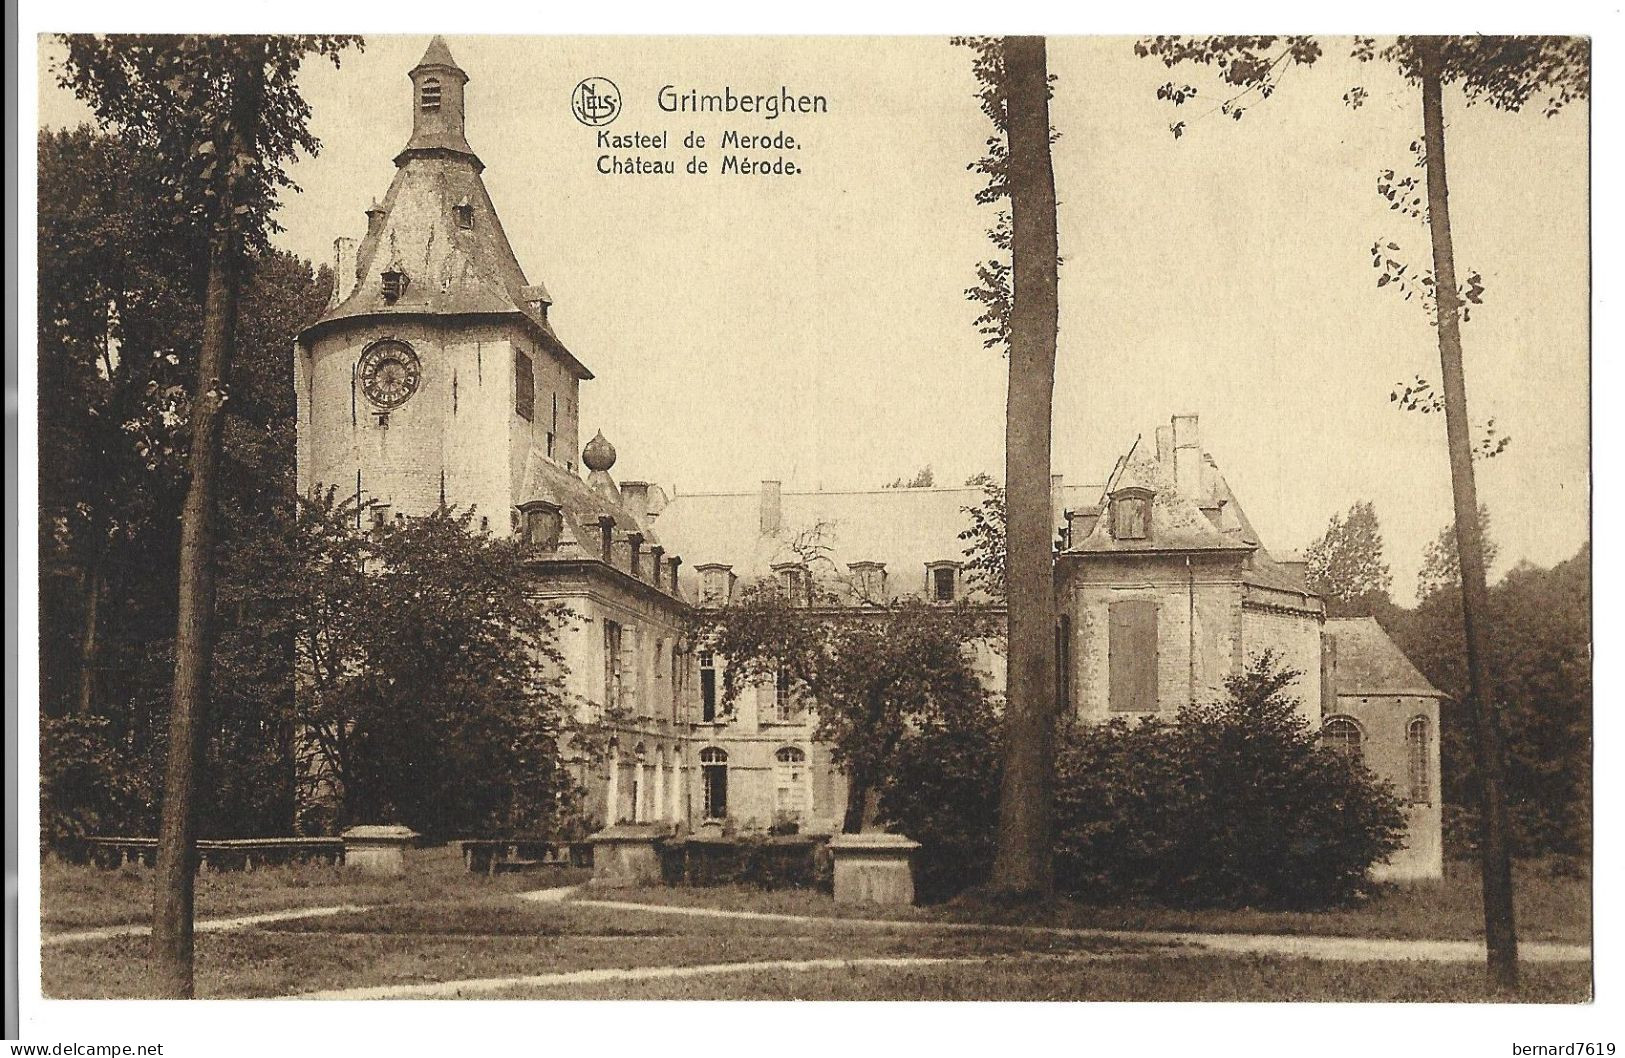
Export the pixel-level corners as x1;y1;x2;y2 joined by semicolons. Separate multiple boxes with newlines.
331;237;360;306
759;480;782;535
1172;414;1202;499
1156;424;1174;466
621;481;651;525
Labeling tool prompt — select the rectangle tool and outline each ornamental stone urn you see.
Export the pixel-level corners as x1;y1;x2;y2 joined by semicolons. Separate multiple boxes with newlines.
827;832;921;906
340;824;420;877
586;822;673;888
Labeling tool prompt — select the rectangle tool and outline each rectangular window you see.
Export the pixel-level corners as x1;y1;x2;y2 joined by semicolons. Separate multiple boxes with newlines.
603;620;623;711
515;350;535;421
1108;600;1158;713
932;566;956;603
699;651;717;722
773;669;797;722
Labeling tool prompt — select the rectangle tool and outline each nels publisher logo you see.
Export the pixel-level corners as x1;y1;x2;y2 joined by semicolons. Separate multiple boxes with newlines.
572;77;622;127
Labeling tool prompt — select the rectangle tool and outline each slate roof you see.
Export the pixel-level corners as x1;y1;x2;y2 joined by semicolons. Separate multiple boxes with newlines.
1325;617;1445;698
299;39;590;380
652;484;1101;605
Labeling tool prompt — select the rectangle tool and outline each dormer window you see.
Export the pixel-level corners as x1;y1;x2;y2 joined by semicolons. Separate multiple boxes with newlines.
454;199;474;230
926;560;960;604
848;561;887;604
381;268;408;304
1110;488;1152;541
519;501;562;551
696;564;735;607
420;78;442;111
774;563;811;606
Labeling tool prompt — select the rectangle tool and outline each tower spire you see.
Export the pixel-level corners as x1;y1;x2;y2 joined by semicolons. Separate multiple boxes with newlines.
399;35;476;165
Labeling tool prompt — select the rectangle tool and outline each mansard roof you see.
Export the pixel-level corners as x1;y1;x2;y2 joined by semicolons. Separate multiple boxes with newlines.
653;482;1100;605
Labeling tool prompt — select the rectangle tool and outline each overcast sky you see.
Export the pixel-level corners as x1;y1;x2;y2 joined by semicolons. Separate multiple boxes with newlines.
36;34;1589;603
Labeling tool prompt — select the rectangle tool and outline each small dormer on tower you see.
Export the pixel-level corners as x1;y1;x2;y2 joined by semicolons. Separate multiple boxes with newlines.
1108;484;1153;541
401;36;476;164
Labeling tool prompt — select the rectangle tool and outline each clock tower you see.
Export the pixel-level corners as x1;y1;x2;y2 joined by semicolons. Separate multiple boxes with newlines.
294;36;590;529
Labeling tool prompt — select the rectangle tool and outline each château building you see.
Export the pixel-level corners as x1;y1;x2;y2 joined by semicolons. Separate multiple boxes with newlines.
295;38;1443;881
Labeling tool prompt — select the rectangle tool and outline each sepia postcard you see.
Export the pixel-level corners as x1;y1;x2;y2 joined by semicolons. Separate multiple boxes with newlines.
13;13;1605;1057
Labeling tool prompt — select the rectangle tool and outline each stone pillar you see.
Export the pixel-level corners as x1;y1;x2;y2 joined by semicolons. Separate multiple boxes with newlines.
586;824;669;888
341;825;419;877
634;762;649;822
653;754;667;821
673;762;687;826
828;833;921;906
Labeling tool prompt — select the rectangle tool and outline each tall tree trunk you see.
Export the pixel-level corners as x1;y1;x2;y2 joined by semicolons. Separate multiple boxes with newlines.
990;35;1061;898
841;769;870;835
1418;39;1519;991
151;60;261;999
77;563;103;716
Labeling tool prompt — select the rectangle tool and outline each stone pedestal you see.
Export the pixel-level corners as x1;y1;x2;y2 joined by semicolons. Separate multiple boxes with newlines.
828;833;920;906
586;823;671;888
341;825;419;877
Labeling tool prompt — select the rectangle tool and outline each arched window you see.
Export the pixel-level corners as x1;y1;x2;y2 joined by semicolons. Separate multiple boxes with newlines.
700;747;728;820
1407;717;1431;803
420;78;442;111
1321;716;1363;762
774;746;809;819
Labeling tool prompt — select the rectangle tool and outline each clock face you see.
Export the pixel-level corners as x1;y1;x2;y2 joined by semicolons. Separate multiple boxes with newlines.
358;340;421;409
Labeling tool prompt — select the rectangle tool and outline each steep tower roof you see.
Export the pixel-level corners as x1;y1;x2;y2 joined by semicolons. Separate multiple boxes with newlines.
300;37;590;380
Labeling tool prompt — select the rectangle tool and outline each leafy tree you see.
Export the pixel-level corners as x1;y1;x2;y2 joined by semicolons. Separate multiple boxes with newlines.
958;472;1007;603
705;578;994;835
955;35;1063;898
883;466;936;489
56;32;361;997
1138;32;1587;988
38;126;332;843
1386;543;1590;858
1417;504;1500;601
1305;500;1393;616
271;492;578;838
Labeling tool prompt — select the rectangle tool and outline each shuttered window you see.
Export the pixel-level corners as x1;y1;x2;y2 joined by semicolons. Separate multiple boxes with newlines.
1108;600;1158;713
515;350;535;421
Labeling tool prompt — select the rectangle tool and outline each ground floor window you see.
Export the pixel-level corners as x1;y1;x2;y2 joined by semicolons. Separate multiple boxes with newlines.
774;746;809;818
700;747;728;820
1321;716;1363;762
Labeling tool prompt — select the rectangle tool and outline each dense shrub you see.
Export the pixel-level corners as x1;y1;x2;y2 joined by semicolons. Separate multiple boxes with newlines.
659;836;828;891
881;710;1003;902
40;715;157;849
881;653;1407;909
1054;655;1407;908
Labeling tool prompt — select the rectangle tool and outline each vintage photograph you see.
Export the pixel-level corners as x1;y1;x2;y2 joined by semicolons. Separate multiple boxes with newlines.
27;30;1590;1012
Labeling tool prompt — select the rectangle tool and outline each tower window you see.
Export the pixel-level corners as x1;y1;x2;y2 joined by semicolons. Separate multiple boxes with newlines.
381;269;407;304
522;504;561;550
420;78;442;111
1407;717;1431;803
515;350;535;421
454;201;473;229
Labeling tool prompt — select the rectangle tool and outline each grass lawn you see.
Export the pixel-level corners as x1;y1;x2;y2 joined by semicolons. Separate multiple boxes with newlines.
42;898;1141;999
39;849;1590;1002
515;953;1592;1003
600;857;1590;944
40;845;588;932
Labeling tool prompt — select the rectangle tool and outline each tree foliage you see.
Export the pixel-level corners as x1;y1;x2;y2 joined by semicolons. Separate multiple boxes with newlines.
285;492;578;838
957;472;1007;603
1305;500;1393;617
1416;504;1500;602
884;653;1407;907
883;466;936;489
704;577;995;834
38;127;332;839
1385;543;1590;856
